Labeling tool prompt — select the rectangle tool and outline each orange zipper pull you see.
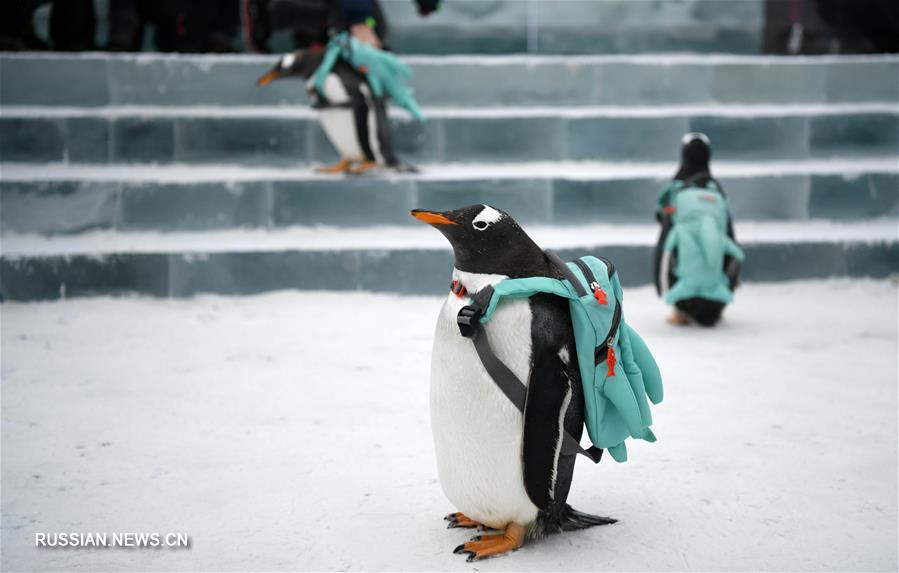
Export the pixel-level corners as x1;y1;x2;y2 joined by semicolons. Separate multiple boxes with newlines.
591;282;608;305
607;345;617;377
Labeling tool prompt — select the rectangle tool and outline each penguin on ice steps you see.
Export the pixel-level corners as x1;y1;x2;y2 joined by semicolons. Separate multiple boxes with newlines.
257;49;417;174
411;205;616;562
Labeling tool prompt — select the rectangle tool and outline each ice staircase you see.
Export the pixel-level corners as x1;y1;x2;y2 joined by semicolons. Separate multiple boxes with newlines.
1;50;897;300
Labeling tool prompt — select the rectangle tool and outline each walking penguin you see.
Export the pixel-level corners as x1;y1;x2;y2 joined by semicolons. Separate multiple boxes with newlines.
257;35;422;174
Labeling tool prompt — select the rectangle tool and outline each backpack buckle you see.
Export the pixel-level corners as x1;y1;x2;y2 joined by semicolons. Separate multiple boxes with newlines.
457;305;483;338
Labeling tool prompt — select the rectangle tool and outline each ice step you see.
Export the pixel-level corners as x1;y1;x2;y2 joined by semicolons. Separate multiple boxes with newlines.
1;221;895;300
1;104;896;165
3;220;896;256
2;53;897;107
2;160;897;234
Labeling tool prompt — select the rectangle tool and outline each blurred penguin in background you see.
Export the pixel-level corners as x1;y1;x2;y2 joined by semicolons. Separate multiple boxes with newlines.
654;133;745;327
255;0;431;174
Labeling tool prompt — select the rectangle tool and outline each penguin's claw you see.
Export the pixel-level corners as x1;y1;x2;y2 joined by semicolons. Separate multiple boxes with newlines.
451;523;525;562
314;159;353;174
444;512;481;529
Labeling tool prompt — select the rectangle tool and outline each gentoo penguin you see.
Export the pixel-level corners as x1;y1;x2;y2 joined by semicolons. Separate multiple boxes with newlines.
257;49;415;174
411;205;615;562
654;133;742;326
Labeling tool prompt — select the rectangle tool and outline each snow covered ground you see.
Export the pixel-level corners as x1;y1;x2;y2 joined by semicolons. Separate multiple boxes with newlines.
1;279;896;571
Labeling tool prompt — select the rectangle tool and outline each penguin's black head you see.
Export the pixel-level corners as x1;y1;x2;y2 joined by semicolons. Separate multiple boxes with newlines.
256;49;325;85
674;132;712;181
411;205;551;278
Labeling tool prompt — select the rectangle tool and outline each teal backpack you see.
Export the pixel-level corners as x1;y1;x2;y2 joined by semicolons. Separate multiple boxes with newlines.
456;251;663;463
659;180;745;305
313;32;426;122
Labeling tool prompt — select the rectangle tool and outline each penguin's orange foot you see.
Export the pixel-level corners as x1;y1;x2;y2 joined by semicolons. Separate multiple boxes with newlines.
315;159;352;174
348;160;379;175
667;311;692;326
444;512;481;529
452;523;525;562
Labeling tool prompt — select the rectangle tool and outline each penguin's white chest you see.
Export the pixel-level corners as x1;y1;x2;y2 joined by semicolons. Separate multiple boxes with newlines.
429;273;539;528
312;74;383;164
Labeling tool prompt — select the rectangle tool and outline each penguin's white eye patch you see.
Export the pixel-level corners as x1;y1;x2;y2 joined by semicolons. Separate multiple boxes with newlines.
472;205;503;231
281;53;296;69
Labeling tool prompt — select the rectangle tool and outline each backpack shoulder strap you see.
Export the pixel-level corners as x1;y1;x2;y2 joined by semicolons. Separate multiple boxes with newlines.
680;170;710;187
454;265;602;464
545;249;588;296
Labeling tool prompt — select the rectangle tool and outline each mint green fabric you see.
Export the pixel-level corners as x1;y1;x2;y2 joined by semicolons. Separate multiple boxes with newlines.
479;257;663;463
662;184;745;305
313;32;426;122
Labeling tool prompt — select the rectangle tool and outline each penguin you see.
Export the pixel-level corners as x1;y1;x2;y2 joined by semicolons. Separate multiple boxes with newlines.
654;133;741;326
257;49;416;174
411;205;615;562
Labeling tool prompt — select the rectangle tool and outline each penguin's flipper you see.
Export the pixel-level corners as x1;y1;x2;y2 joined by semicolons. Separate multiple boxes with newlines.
453;523;526;562
522;347;573;512
522;294;583;515
444;512;481;529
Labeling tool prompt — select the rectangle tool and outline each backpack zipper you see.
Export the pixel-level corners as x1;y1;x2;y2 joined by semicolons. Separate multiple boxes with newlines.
572;258;598;285
574;257;621;366
574;256;616;281
574;258;610;305
595;298;622;367
596;256;616;278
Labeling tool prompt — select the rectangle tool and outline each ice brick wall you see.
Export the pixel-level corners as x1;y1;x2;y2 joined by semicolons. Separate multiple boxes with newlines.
1;51;897;300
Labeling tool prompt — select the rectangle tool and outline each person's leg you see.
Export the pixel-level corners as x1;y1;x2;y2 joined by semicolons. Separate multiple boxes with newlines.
107;0;145;51
243;0;272;52
0;1;49;50
208;0;239;52
49;0;96;50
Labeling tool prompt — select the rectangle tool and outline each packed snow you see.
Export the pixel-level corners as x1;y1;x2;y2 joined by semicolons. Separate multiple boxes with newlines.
3;51;898;66
3;102;897;119
2;157;897;183
1;279;896;571
2;219;896;258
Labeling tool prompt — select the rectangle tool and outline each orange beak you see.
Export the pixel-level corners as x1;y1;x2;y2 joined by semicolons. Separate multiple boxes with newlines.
256;69;281;86
410;209;457;225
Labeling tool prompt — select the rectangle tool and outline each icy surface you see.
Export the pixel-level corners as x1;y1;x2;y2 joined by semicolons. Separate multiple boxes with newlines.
1;279;896;571
3;51;898;65
2;220;896;257
2;157;897;183
3;102;896;119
